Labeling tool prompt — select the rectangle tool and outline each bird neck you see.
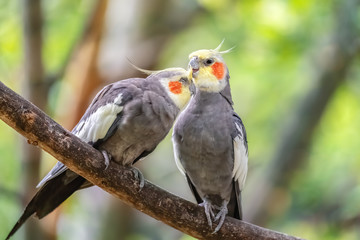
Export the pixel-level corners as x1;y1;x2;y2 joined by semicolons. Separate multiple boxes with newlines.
192;90;223;107
169;89;191;110
193;73;233;107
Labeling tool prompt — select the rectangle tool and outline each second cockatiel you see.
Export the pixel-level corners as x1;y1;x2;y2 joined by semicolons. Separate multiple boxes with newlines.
6;68;192;239
172;45;248;233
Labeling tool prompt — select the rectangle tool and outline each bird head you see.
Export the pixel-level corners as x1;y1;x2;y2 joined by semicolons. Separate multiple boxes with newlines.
150;68;192;110
188;42;232;93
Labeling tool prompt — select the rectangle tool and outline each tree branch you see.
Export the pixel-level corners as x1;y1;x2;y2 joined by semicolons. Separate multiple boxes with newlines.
0;81;304;240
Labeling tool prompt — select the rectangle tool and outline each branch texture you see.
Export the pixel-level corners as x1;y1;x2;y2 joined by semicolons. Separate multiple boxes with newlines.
0;81;304;240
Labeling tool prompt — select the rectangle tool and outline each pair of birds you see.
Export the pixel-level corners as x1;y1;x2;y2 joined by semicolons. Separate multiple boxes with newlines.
6;44;248;239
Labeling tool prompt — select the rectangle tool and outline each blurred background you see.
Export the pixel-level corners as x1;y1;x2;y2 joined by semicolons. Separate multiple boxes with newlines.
1;0;360;239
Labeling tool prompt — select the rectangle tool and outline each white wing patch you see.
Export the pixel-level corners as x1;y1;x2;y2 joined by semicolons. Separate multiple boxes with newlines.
75;93;123;143
232;123;248;190
37;93;124;188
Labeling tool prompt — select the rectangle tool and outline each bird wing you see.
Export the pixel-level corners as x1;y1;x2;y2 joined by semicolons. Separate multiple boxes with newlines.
232;113;248;191
72;83;130;145
37;82;135;188
36;161;69;188
231;113;248;220
173;138;203;203
172;134;185;176
185;174;203;204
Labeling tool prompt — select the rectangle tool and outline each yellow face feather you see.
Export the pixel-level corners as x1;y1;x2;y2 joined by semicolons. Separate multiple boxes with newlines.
156;68;192;110
188;49;228;93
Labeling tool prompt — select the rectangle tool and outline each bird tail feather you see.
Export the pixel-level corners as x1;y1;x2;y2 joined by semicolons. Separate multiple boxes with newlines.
6;171;86;239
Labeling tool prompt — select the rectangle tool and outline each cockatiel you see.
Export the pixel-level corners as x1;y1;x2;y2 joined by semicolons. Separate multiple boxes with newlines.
6;67;192;239
172;44;248;233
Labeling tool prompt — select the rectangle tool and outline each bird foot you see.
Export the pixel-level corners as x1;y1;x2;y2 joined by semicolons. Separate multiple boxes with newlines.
131;167;145;190
212;201;228;233
199;199;215;229
101;150;112;170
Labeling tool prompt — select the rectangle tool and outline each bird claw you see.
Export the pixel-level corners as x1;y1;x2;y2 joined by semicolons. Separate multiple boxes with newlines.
101;150;111;170
212;201;228;233
131;167;145;190
200;199;228;234
199;199;215;228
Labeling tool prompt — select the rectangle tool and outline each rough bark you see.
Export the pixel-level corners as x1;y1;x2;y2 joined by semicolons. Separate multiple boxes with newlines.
53;1;201;238
97;1;202;238
0;82;304;240
247;0;360;224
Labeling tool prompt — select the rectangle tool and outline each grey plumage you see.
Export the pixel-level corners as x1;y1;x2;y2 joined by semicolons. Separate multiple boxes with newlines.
173;49;248;233
173;87;247;215
6;68;191;239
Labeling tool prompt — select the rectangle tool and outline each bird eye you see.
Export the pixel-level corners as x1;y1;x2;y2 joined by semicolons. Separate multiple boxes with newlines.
179;77;187;83
205;58;214;66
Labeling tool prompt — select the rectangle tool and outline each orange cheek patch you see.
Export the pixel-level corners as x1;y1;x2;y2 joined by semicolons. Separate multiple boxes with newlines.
211;62;225;80
168;81;182;94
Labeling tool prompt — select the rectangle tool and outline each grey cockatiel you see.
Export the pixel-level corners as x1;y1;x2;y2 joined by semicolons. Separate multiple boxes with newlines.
6;68;192;239
172;46;248;233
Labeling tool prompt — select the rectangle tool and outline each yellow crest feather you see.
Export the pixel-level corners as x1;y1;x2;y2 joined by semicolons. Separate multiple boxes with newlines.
213;39;235;54
127;58;160;75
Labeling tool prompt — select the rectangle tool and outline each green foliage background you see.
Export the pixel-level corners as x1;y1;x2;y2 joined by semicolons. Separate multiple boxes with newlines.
1;0;360;239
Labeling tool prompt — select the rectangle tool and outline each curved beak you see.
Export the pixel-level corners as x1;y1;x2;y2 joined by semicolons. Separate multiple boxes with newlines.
189;57;199;70
189;57;199;78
